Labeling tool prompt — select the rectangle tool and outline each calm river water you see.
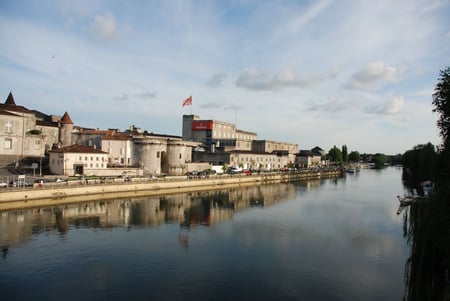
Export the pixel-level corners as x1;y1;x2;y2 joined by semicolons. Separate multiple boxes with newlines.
0;167;409;301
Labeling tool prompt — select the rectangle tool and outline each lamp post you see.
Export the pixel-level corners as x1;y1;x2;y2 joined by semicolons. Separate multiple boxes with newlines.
39;135;43;177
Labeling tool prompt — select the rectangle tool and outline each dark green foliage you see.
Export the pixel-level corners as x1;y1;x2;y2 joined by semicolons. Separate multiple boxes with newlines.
404;189;450;301
372;153;387;169
341;145;348;163
432;67;450;150
327;145;343;165
348;151;360;163
28;129;42;135
403;67;450;301
402;143;438;185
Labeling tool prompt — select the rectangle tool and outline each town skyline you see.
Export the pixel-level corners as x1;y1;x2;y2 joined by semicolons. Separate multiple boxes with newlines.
1;1;449;154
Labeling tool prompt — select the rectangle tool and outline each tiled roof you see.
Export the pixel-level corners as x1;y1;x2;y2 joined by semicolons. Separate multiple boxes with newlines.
50;144;107;154
5;92;16;105
1;92;32;114
103;130;132;140
60;112;74;124
74;129;108;135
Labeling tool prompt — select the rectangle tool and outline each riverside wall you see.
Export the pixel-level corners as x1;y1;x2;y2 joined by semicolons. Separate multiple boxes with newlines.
0;170;341;211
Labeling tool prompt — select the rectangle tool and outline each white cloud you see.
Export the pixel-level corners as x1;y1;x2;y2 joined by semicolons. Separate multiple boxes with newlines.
279;0;334;35
134;91;157;100
366;96;405;115
307;97;360;113
346;61;404;91
236;67;325;91
88;12;117;40
206;73;227;88
1;0;447;154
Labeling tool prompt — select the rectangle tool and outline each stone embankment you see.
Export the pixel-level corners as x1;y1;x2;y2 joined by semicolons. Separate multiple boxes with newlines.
0;170;341;211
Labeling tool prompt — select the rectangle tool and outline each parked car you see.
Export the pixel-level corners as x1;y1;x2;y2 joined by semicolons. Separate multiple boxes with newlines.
0;182;7;188
34;179;50;184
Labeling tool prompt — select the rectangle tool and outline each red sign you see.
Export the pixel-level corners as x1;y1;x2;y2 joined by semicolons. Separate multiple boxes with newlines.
192;121;213;130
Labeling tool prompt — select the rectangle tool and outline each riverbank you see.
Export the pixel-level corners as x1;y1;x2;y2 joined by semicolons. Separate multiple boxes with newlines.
0;169;341;211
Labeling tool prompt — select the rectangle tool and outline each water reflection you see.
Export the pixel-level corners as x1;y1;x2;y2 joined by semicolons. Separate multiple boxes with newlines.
0;169;409;301
0;182;297;252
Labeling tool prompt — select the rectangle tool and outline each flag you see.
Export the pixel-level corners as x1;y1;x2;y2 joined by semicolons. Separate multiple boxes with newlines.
182;96;192;107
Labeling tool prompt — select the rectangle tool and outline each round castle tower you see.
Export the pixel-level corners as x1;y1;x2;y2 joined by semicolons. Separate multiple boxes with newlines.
59;112;74;147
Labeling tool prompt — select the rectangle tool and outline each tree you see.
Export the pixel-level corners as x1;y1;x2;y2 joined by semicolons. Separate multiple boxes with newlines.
432;67;450;179
372;153;387;169
402;143;438;184
348;151;360;163
328;146;343;165
432;67;450;149
342;145;348;163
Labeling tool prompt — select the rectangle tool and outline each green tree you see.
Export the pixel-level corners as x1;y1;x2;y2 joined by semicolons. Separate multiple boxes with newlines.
432;67;450;149
328;146;343;165
372;153;387;169
348;151;360;163
402;143;438;184
403;68;450;301
342;145;348;163
432;67;450;179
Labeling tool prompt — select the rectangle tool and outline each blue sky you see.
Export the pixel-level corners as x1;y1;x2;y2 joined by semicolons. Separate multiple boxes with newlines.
1;0;449;154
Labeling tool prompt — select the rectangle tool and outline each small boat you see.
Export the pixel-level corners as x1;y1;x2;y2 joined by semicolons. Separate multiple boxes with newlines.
346;167;355;173
397;196;412;206
397;195;421;206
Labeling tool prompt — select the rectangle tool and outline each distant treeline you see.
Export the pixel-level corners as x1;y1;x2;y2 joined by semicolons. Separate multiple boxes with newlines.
326;144;401;168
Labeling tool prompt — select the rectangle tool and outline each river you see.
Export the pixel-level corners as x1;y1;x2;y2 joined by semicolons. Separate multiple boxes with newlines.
0;167;409;300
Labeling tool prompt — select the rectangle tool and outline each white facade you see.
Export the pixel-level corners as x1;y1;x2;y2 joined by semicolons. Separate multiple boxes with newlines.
101;131;134;167
49;145;109;176
229;151;290;171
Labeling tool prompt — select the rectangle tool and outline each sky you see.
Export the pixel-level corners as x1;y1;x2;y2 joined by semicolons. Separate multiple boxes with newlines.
1;0;449;155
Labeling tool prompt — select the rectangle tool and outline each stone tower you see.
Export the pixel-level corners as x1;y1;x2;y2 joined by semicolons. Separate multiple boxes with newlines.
59;111;74;147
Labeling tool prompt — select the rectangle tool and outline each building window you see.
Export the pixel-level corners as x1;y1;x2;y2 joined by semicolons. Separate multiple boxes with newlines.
79;156;82;161
91;156;93;161
88;139;93;147
5;121;13;133
179;153;182;159
96;157;99;161
85;156;88;160
157;151;160;158
4;138;12;149
34;140;41;150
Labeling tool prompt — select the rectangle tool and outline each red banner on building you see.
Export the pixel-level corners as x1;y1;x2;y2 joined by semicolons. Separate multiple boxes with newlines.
192;120;213;130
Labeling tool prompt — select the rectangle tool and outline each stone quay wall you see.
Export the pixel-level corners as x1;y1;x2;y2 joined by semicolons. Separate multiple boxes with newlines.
0;170;341;211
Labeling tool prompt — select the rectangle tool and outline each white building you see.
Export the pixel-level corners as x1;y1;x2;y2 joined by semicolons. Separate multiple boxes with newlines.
101;129;134;167
49;144;109;176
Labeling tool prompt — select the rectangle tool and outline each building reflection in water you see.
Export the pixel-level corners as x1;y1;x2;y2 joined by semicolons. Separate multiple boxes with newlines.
0;181;308;252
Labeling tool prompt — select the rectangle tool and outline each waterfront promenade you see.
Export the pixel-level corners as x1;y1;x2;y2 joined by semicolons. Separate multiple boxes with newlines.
0;169;341;211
